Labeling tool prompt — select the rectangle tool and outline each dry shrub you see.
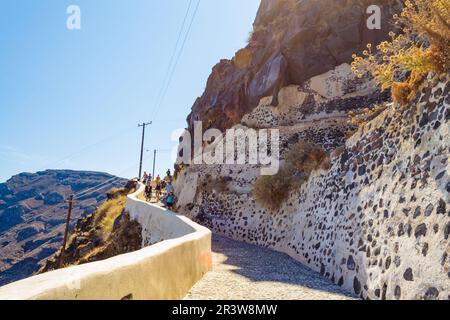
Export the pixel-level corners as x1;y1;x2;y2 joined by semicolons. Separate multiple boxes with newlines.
391;82;412;105
200;174;230;193
352;0;450;105
285;141;329;172
399;0;450;63
253;142;330;212
252;165;294;211
94;194;127;240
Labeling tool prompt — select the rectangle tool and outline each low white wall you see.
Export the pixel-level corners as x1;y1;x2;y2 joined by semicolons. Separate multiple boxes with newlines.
0;183;212;300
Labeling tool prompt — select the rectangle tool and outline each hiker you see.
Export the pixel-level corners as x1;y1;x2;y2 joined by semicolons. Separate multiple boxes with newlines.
155;183;162;199
166;169;171;178
156;174;161;185
166;192;175;210
166;181;174;194
142;171;149;183
145;182;153;202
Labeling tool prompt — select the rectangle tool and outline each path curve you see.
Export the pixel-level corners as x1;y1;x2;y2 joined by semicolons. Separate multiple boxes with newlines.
185;234;356;300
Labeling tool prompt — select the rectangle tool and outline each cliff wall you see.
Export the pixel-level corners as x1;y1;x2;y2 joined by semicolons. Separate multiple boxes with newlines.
176;73;449;299
187;0;400;132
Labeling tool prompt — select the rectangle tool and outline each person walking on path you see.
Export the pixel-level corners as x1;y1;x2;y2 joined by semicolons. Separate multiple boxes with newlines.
156;175;161;185
166;181;174;194
155;183;162;200
145;182;153;202
166;192;175;210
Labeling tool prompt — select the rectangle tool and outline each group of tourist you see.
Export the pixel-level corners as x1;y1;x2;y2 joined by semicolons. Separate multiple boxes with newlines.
142;170;175;209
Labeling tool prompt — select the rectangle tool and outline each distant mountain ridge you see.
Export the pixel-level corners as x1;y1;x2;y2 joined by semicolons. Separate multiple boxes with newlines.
0;170;128;286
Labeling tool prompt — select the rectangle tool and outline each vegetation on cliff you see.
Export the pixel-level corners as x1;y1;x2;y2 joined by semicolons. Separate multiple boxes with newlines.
352;0;449;105
253;142;329;211
40;181;141;273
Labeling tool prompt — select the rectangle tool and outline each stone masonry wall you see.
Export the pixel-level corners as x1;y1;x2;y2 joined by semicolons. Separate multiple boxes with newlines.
175;75;449;300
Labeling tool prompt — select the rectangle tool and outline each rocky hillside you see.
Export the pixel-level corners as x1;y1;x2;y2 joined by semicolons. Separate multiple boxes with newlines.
175;0;449;300
0;170;127;286
40;181;142;273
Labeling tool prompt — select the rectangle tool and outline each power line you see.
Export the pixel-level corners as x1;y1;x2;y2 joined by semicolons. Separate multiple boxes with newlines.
36;125;135;172
150;0;201;122
73;176;123;199
34;159;143;219
147;148;172;153
34;177;120;218
73;177;122;200
26;159;144;256
74;161;143;200
143;0;201;157
151;0;194;117
18;6;203;219
139;1;200;169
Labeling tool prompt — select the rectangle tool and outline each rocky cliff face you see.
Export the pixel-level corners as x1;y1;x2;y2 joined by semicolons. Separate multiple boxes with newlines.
175;0;449;300
187;0;400;133
0;170;127;286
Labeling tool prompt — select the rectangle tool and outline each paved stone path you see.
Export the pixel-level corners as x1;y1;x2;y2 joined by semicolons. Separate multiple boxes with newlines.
185;234;356;300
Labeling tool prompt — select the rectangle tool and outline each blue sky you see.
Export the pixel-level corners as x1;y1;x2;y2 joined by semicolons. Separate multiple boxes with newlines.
0;0;260;182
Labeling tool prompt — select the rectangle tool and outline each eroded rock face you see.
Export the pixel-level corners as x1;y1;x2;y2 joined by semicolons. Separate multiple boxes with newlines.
241;63;389;129
187;0;400;132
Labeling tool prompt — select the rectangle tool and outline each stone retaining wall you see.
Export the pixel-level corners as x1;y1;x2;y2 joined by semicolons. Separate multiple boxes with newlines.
176;75;449;300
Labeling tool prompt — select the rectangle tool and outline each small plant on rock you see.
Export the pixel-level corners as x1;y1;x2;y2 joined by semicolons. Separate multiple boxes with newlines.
285;141;329;172
200;174;230;193
252;164;295;211
253;142;329;212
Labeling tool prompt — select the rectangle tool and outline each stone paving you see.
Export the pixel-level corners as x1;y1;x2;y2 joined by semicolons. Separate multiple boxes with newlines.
185;234;356;300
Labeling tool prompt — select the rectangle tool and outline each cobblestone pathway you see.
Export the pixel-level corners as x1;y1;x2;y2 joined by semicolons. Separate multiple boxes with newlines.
185;235;356;300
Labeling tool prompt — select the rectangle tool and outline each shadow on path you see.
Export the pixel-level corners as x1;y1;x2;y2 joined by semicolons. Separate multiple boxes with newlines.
185;234;356;300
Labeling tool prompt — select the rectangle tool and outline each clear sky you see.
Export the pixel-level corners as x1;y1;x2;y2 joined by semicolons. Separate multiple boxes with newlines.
0;0;260;182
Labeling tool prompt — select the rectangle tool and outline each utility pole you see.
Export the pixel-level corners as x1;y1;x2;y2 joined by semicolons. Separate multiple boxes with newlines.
59;194;74;268
138;122;152;180
149;149;172;179
152;149;157;179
